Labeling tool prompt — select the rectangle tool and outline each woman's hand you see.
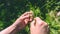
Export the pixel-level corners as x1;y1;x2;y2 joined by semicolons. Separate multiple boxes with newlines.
0;12;33;34
30;17;49;34
14;12;33;30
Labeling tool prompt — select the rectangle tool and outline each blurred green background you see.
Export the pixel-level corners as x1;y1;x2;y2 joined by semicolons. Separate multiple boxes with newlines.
0;0;60;34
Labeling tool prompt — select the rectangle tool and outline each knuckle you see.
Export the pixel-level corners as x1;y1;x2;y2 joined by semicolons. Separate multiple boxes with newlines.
37;21;43;26
38;22;42;25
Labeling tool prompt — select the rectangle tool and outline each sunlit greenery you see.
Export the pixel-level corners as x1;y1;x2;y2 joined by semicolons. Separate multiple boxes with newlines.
0;0;60;34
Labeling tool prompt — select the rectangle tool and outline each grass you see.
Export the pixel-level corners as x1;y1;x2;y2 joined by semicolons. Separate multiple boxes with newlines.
0;0;60;34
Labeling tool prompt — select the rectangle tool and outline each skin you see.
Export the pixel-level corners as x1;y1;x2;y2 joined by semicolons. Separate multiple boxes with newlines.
30;17;50;34
0;12;50;34
0;12;33;34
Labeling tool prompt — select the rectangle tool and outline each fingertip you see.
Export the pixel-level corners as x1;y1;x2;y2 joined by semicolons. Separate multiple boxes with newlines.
44;23;48;26
29;17;33;22
24;19;29;24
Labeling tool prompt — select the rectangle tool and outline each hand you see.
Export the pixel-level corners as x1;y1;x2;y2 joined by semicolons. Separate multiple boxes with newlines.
0;12;33;34
30;17;49;34
14;12;33;30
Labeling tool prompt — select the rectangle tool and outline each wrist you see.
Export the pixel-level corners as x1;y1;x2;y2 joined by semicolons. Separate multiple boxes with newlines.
13;20;23;30
12;23;20;30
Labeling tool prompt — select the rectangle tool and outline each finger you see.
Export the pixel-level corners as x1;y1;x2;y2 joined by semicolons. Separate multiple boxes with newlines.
44;23;48;27
34;17;44;26
29;14;34;21
30;20;35;30
21;15;30;20
42;23;48;28
22;12;33;17
29;17;33;21
42;23;49;34
35;17;42;22
30;20;36;27
24;19;29;24
23;12;33;22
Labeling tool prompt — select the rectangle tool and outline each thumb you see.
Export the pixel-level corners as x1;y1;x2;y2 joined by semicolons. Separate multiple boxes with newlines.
30;20;36;27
